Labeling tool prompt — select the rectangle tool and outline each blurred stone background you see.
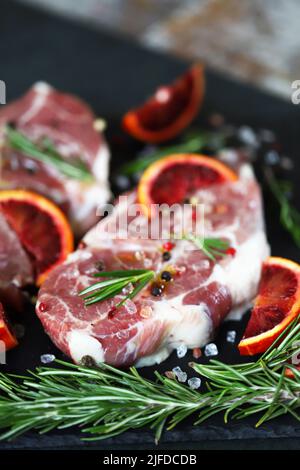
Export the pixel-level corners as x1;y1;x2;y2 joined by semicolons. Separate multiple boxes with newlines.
19;0;300;100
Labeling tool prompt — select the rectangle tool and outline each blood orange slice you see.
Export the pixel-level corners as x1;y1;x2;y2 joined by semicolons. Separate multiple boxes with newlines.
137;153;237;217
0;190;74;285
239;257;300;356
122;64;205;143
0;302;18;351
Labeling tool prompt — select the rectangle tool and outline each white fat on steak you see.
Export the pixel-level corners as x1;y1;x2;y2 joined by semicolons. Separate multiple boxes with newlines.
212;231;269;320
136;302;212;367
68;330;104;364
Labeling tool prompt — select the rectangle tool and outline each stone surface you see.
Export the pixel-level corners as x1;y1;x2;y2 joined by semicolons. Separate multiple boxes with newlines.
20;0;300;99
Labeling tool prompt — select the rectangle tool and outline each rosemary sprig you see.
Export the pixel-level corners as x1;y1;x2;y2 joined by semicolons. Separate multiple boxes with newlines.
79;269;155;307
192;318;300;425
6;125;93;182
0;318;299;441
120;128;229;176
182;233;230;261
265;167;300;248
79;234;229;308
120;133;209;176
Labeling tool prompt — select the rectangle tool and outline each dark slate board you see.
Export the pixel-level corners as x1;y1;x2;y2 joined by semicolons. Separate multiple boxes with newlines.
1;0;300;450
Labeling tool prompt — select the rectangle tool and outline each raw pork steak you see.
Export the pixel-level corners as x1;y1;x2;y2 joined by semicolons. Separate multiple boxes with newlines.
37;163;270;367
0;83;110;236
0;212;33;309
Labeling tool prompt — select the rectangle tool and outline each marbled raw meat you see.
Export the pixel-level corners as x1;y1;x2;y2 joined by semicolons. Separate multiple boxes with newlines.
0;82;110;237
37;163;270;367
0;212;33;309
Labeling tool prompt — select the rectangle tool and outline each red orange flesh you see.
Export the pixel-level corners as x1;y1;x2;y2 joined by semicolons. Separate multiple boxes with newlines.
137;153;237;217
239;257;300;356
122;64;205;143
0;190;74;285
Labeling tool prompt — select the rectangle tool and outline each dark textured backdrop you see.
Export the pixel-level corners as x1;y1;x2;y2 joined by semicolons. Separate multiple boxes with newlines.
18;0;300;100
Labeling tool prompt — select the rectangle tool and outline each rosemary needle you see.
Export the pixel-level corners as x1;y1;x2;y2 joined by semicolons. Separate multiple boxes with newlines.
120;133;209;176
182;233;230;261
79;269;155;307
6;125;94;182
265;167;300;248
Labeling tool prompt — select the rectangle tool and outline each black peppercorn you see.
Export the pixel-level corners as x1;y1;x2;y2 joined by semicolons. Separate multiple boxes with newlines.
95;260;105;271
80;355;96;368
162;251;171;261
151;285;163;297
26;166;37;175
161;271;172;282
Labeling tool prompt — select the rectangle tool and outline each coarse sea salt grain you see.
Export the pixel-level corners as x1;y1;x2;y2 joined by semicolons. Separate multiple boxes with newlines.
238;126;259;147
172;366;187;383
218;148;238;165
122;283;134;295
280;156;294;170
226;330;237;343
264;150;280;166
259;128;275;143
204;343;218;357
124;299;137;314
114;174;130;190
176;344;188;359
40;354;56;364
188;377;202;390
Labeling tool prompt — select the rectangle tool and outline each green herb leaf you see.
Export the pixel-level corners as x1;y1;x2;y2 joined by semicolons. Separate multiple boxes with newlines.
120;133;209;176
6;125;94;182
79;269;155;307
93;269;153;278
182;233;230;261
265;167;300;248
